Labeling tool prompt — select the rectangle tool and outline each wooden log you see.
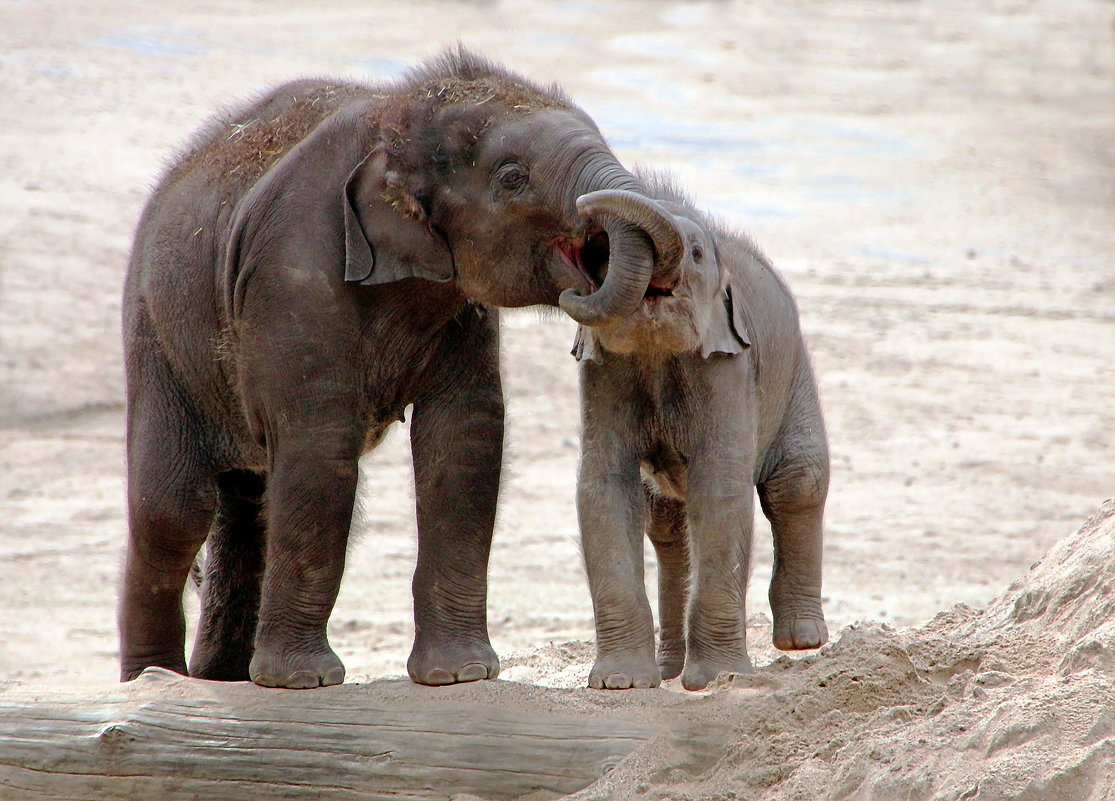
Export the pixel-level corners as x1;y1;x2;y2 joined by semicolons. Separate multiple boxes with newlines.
0;668;669;801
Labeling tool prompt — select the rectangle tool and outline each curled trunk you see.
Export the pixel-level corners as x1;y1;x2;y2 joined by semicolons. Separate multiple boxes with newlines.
559;190;685;326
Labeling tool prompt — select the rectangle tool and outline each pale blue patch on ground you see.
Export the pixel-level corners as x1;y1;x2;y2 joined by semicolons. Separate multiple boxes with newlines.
856;246;934;265
97;31;206;57
353;58;411;80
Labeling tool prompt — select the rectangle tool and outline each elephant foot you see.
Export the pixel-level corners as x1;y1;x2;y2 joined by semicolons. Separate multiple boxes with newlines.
589;650;661;690
770;582;828;651
249;644;345;689
656;641;685;681
408;636;499;686
120;652;187;683
189;639;253;682
680;651;754;692
772;615;829;651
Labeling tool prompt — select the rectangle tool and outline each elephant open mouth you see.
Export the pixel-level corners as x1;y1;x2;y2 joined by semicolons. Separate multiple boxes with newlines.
552;225;610;294
641;279;677;313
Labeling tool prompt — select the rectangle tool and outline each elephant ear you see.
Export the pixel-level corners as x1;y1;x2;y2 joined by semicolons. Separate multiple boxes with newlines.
343;150;454;285
571;325;600;362
701;281;752;359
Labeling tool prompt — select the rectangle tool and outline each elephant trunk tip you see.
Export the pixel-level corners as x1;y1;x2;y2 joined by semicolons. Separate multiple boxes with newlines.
558;287;610;326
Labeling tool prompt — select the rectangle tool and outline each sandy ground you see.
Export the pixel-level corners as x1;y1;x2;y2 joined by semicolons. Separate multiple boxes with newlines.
1;1;1114;798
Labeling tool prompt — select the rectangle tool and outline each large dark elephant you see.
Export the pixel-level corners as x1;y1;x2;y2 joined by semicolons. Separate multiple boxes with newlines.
570;176;830;691
120;48;658;689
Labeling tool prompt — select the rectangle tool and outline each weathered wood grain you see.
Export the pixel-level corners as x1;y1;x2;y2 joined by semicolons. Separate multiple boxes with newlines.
0;669;668;801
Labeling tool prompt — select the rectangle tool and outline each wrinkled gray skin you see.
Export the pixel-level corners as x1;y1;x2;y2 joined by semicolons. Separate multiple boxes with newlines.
572;179;830;691
119;49;659;690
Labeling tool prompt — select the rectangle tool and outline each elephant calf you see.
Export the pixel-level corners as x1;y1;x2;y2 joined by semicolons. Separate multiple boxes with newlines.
119;48;663;690
571;178;830;691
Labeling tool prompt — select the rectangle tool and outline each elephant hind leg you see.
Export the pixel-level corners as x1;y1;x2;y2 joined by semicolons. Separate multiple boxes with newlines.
645;488;689;681
758;399;830;652
189;469;267;681
119;387;217;681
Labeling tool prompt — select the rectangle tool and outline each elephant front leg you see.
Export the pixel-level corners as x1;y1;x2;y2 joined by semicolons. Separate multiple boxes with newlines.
406;382;504;686
248;450;356;689
681;470;755;691
580;461;659;690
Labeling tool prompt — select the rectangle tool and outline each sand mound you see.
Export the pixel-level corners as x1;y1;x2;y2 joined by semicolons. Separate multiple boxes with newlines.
558;500;1115;800
1;514;1110;801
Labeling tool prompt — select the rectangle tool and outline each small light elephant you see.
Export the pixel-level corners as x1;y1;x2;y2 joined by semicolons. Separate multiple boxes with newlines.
119;48;664;689
571;177;830;691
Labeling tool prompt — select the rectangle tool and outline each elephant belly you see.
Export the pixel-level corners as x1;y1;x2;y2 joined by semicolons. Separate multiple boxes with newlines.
362;422;393;454
361;405;409;455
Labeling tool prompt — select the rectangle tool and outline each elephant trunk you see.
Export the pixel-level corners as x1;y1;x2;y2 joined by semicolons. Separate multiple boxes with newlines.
558;190;685;327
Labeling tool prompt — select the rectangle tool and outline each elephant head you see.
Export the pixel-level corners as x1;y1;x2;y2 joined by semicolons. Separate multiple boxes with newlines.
571;188;751;361
338;49;663;325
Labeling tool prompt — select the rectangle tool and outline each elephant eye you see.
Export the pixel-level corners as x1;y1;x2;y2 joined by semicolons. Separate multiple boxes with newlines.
494;161;529;193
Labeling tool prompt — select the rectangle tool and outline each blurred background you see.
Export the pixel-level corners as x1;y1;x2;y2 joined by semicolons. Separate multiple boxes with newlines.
1;0;1112;684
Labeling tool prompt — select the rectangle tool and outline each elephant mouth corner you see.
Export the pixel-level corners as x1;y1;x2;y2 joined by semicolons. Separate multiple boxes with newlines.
551;225;610;294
